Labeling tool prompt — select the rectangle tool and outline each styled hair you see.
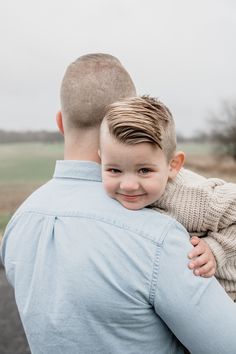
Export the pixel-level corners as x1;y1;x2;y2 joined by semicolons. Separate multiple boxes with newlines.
60;53;136;129
103;96;176;161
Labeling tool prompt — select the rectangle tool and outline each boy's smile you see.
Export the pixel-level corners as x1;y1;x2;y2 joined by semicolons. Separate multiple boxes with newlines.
100;133;174;210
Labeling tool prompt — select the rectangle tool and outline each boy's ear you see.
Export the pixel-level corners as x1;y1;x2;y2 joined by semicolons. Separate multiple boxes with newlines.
98;149;101;158
56;111;64;135
168;151;185;179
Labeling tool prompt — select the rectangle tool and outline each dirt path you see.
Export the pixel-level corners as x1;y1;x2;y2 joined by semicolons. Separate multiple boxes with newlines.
0;266;30;354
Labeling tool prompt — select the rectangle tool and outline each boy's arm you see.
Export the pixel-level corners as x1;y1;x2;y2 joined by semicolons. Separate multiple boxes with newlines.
187;224;236;277
188;236;216;277
198;180;236;276
204;180;236;231
204;225;236;269
189;225;236;276
200;178;236;269
167;170;236;276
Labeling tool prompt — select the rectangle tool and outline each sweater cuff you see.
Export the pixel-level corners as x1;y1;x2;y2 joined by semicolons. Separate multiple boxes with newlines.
203;236;226;269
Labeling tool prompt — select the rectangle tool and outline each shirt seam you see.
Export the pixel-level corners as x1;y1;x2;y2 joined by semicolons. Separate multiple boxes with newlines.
53;176;101;182
149;219;176;305
13;209;166;246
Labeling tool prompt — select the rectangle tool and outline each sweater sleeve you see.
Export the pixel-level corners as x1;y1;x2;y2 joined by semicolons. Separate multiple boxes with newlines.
203;180;236;231
203;224;236;269
153;168;236;269
201;179;236;271
157;169;236;233
153;168;210;233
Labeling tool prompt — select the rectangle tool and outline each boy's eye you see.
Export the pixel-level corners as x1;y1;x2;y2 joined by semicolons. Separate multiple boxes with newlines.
139;168;151;175
107;168;121;174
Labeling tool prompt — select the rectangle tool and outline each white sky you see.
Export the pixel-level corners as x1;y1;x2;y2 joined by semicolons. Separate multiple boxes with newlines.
0;0;236;136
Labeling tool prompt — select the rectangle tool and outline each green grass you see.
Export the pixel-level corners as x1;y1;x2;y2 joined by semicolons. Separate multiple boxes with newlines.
0;214;12;235
0;143;63;233
0;143;63;183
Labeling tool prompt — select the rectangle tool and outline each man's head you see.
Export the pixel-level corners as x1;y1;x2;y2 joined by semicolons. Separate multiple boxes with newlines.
60;53;136;131
99;96;185;210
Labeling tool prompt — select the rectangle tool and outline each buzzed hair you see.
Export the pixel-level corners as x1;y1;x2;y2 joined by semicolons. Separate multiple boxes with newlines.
103;96;177;161
60;53;136;129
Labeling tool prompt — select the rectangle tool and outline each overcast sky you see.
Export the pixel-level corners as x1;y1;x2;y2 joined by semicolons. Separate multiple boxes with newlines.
1;0;236;136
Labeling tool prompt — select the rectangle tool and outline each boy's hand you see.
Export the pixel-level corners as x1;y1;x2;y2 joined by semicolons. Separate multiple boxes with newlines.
188;236;216;277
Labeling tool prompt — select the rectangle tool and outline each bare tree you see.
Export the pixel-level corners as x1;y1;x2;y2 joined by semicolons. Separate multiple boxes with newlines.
209;101;236;161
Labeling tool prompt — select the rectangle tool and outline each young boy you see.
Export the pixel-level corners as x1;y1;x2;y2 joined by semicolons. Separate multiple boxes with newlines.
99;95;236;301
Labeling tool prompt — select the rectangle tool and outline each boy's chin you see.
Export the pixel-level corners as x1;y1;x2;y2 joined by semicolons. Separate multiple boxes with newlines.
111;193;151;210
118;200;146;211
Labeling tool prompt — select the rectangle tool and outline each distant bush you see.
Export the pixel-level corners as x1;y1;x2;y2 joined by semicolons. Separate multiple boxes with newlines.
176;132;211;144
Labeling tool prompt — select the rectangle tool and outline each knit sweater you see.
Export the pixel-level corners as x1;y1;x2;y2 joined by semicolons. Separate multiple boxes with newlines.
152;168;236;294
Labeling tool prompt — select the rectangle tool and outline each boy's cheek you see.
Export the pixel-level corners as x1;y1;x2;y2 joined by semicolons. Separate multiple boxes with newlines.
103;177;116;195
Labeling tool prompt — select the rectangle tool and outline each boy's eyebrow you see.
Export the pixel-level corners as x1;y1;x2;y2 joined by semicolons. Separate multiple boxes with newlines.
103;163;160;168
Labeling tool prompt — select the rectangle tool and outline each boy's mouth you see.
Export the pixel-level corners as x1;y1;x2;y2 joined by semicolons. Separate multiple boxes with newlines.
117;193;145;201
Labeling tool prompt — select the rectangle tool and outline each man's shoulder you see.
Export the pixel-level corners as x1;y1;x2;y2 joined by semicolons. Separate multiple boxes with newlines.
101;206;180;244
14;179;54;211
77;190;189;246
7;176;187;247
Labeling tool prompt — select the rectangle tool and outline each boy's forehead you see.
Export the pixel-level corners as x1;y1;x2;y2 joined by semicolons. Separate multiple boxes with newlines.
102;138;166;162
99;119;110;140
100;119;168;161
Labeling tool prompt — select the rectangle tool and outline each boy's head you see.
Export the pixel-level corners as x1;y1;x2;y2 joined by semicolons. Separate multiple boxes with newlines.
99;96;185;210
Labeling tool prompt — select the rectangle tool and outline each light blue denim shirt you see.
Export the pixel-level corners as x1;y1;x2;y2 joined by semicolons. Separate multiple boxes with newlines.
1;161;236;354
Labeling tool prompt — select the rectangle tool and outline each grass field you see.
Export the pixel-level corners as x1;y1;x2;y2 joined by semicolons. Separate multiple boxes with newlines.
0;143;63;236
0;142;236;236
0;143;63;183
178;142;236;182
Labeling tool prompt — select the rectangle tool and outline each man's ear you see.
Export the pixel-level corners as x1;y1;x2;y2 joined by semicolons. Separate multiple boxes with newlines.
168;151;185;180
56;111;64;135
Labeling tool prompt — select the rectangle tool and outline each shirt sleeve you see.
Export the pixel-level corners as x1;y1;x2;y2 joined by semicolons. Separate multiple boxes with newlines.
151;221;236;354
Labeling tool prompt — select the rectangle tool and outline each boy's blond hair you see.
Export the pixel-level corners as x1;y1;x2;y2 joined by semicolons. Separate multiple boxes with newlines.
103;96;176;161
60;53;136;130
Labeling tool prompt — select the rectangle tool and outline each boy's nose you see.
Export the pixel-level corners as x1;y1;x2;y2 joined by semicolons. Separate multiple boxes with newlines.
120;179;139;191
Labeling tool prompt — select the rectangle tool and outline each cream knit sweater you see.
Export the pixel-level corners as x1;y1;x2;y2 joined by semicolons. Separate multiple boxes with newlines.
152;168;236;295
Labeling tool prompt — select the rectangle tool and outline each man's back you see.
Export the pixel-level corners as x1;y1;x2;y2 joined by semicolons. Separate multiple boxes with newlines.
1;161;236;354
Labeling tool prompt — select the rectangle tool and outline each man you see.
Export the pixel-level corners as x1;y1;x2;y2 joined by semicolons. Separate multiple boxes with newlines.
1;53;236;354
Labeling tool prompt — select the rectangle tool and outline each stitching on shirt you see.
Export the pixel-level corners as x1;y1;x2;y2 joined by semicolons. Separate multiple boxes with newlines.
149;221;176;306
53;176;101;182
149;244;162;306
15;209;171;246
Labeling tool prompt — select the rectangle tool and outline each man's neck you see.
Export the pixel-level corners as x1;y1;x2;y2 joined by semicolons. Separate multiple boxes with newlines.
63;131;101;163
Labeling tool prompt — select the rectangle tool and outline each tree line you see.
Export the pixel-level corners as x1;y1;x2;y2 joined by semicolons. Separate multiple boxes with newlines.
0;130;63;144
1;100;236;161
0;128;206;144
179;100;236;161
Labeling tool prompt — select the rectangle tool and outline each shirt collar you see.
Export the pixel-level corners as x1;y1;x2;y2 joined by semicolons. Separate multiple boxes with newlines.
53;160;102;182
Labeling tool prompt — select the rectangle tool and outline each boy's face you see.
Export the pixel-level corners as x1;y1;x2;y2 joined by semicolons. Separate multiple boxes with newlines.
100;132;173;210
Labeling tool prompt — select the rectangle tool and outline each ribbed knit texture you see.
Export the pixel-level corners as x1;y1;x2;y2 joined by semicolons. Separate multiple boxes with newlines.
152;168;236;295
